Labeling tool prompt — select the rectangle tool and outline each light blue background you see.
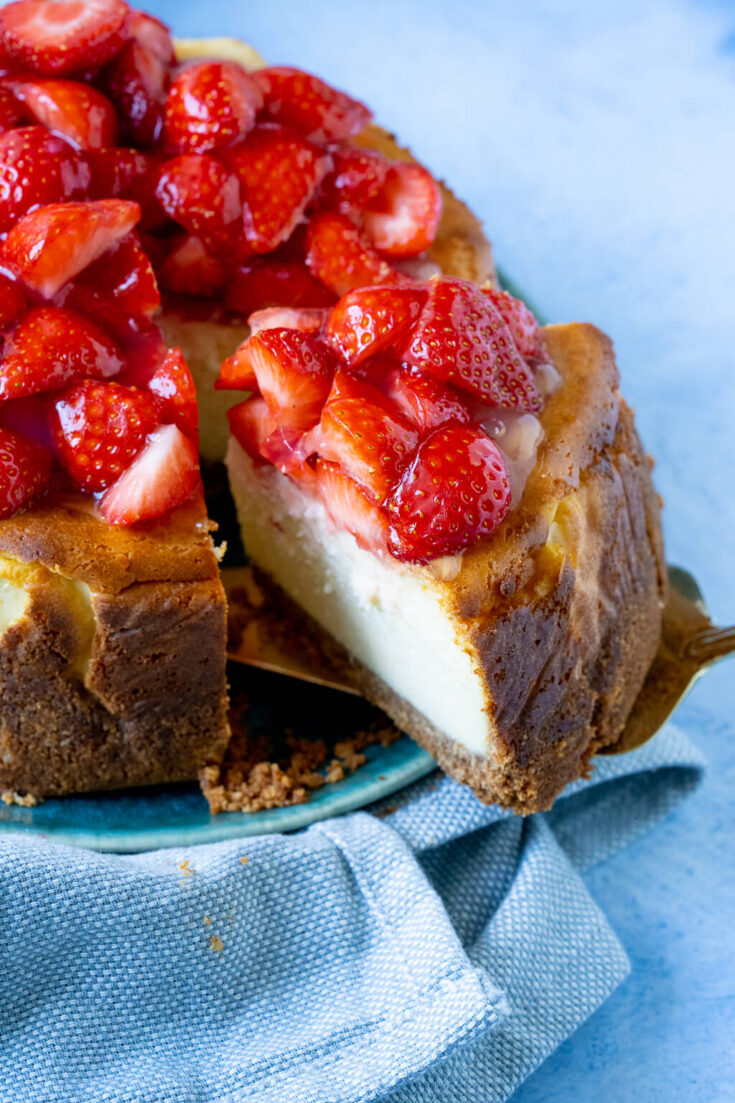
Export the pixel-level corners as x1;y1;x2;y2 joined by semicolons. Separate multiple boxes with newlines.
153;1;734;1097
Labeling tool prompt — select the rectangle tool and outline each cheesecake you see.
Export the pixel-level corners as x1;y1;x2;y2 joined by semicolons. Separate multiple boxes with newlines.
0;4;664;812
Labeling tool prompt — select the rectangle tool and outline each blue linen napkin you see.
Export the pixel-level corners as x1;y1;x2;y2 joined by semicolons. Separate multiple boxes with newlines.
0;724;703;1103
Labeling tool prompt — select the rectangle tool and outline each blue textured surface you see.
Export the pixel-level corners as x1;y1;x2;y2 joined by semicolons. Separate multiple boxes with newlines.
154;0;735;1096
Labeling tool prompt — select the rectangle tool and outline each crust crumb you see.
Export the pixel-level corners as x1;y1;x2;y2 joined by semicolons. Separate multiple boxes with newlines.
1;790;39;808
209;935;224;953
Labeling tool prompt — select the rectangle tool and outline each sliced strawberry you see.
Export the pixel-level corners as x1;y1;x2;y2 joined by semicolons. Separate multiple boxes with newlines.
162;61;262;155
227;124;332;255
224;259;335;318
146;346;198;440
387;424;511;562
10;78;118;149
52;378;160;492
248;306;327;337
253;67;371;144
155;154;242;258
313;459;389;554
0;83;23;130
325;284;426;367
403;277;542;412
0;0;129;77
0;425;50;518
156;233;227;298
99;423;200;525
0;272;27;328
362;162;442;258
0;126;91;232
219;328;335;433
70;231;160;318
305;211;406;297
302;371;417;500
320;148;390;219
2;198;140;298
481;286;545;362
227;395;275;466
383;365;471;435
215;343;258;392
124;9;173;64
0;305;124;399
87;146;164;228
103;38;167;146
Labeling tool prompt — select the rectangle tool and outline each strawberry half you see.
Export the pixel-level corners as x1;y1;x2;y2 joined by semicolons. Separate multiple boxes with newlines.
253;67;371;144
0;424;50;519
325;284;426;367
320;148;390;219
303;371;418;500
305;211;405;297
67;231;160;318
0;84;23;131
2;198;140;298
219;328;335;433
155;154;242;258
0;126;91;232
386;424;511;562
403;277;542;412
103;38;167;146
227;395;276;466
227;125;333;255
10;78;118;149
481;286;545;362
362;162;442;258
157;233;227;298
0;305;124;400
52;378;160;492
0;0;130;77
0;272;27;328
225;259;335;316
313;459;389;554
99;422;200;525
146;346;198;440
162;61;262;155
248;306;328;337
383;366;471;435
124;9;173;64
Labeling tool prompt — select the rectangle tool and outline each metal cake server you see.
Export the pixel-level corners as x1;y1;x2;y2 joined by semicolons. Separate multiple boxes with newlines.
222;565;735;756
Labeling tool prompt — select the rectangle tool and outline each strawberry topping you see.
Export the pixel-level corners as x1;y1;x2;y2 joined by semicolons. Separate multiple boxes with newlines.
325;284;426;366
306;211;404;297
162;61;262;155
52;378;159;491
383;366;471;435
0;0;130;77
146;346;198;440
10;78;119;149
253;67;371;144
157;233;227;298
362;162;442;258
313;459;389;553
225;259;335;316
0;424;50;518
0;127;91;232
99;423;199;525
103;38;168;146
154;154;242;258
227;395;276;467
481;286;545;363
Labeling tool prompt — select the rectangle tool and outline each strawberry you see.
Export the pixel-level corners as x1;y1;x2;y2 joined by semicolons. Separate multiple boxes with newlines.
303;371;418;500
320;148;390;219
87;146;164;229
156;233;227;298
362;162;442;258
386;424;511;562
0;393;54;450
253;67;371;144
224;259;335;316
10;78;118;149
305;211;405;297
162;61;262;155
2;198;140;298
383;366;471;435
69;231;160;318
227;395;275;466
0;126;91;232
99;422;200;525
220;328;335;433
214;343;258;392
403;277;542;412
52;378;160;492
248;306;327;337
227;125;332;255
0;0;130;77
154;154;242;258
0;272;27;328
146;346;198;440
124;9;173;64
0;305;124;399
481;286;544;362
325;284;426;367
103;38;167;146
313;459;389;553
0;84;23;130
0;425;50;518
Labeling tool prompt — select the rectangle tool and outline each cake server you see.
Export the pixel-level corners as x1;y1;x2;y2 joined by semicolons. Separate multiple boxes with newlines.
222;565;735;756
